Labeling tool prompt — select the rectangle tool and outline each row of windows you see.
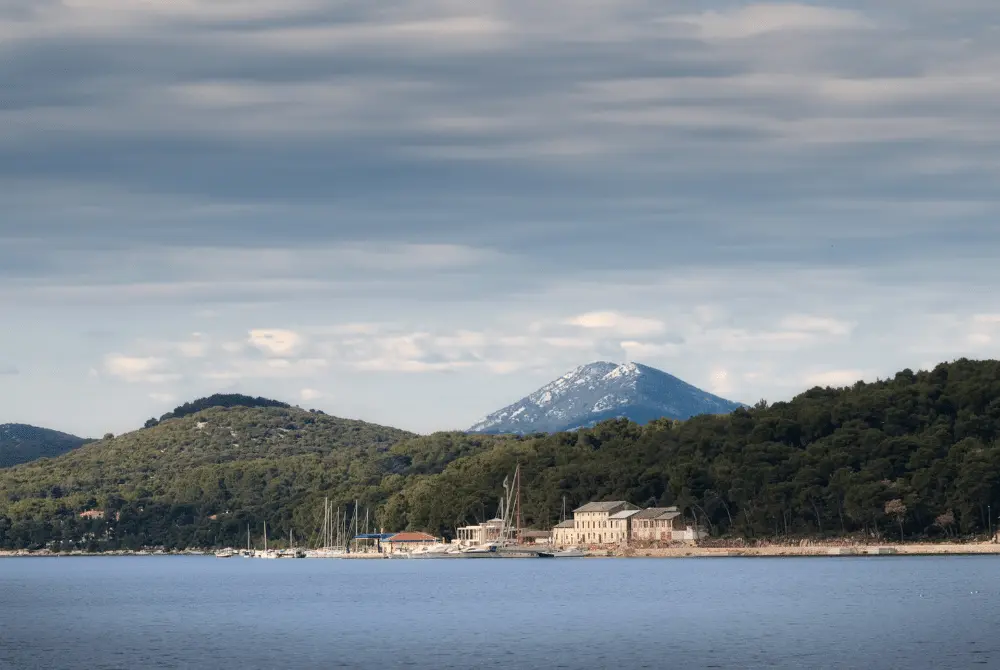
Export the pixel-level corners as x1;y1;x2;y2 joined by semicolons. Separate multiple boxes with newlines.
576;518;674;530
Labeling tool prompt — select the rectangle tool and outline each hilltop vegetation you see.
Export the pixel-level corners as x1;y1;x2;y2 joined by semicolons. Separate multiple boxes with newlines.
145;393;293;427
3;359;1000;550
0;424;90;469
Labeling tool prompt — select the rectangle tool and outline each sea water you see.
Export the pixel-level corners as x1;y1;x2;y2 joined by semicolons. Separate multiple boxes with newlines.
1;555;996;669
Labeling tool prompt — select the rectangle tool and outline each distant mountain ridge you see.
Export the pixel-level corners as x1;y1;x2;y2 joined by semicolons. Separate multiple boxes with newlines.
0;423;90;468
468;361;745;434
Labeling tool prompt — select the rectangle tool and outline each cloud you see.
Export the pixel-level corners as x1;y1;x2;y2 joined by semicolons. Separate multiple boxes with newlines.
619;340;682;360
3;0;1000;438
0;364;19;376
299;388;323;401
203;357;328;381
708;366;732;394
103;355;179;383
149;392;176;404
566;311;666;337
679;4;873;40
778;315;855;337
248;329;302;356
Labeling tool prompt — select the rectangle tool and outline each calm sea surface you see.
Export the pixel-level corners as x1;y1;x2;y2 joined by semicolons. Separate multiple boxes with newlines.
1;555;997;669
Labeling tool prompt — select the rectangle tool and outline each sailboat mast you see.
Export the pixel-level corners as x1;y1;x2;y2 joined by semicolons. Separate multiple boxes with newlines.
515;463;522;544
263;520;267;552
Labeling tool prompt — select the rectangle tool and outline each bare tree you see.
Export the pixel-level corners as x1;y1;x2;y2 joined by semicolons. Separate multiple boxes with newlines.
884;499;907;542
935;511;955;538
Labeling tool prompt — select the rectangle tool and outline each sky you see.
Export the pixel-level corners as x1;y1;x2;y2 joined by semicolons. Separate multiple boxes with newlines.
2;0;1000;438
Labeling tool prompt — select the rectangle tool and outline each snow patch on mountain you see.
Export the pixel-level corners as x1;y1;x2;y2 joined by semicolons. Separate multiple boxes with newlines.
468;361;744;434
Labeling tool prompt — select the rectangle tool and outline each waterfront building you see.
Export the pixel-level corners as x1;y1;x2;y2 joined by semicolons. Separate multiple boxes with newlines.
520;530;551;545
552;520;575;546
550;501;706;547
630;507;686;543
455;518;504;546
572;501;637;545
608;509;641;544
383;531;439;555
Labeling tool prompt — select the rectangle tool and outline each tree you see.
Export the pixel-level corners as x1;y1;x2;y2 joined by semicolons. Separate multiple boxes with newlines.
885;499;907;542
935;511;955;538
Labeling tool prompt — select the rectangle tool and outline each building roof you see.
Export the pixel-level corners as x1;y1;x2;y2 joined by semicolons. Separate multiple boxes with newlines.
521;530;551;539
553;520;575;529
633;507;681;520
573;501;632;513
609;509;642;520
386;531;438;543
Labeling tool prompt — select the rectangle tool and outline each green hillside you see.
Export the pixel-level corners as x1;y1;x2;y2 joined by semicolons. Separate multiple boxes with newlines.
0;402;512;550
3;359;1000;551
0;424;90;468
382;358;1000;541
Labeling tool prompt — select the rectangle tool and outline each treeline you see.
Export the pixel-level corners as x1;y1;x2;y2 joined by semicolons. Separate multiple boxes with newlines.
147;394;293;427
0;424;90;469
2;359;1000;550
383;359;1000;541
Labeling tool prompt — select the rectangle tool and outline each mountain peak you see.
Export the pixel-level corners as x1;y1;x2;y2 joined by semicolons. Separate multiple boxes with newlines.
468;361;743;434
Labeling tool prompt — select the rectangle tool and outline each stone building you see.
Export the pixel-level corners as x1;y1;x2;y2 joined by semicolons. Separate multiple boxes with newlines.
550;501;705;547
552;520;576;546
608;509;641;544
571;501;638;545
630;507;686;543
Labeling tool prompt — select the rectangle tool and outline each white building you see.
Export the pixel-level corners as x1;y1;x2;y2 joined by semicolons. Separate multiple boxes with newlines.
455;518;504;546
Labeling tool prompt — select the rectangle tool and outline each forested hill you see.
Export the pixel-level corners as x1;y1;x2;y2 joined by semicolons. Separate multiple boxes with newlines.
147;393;293;427
0;424;90;468
3;358;1000;551
383;358;1000;540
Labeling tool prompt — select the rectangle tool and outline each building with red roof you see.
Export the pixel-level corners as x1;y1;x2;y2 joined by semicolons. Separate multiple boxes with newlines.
383;531;439;554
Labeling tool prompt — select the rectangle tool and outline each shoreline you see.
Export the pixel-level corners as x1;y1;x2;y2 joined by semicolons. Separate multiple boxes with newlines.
593;542;1000;558
4;542;1000;558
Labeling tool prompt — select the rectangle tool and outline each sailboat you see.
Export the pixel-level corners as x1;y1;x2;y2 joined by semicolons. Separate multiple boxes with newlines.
551;496;585;557
416;464;551;558
278;528;305;558
256;520;279;558
241;524;253;557
305;498;347;558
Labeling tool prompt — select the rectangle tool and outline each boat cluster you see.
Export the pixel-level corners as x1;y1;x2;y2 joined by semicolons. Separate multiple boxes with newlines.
213;465;587;560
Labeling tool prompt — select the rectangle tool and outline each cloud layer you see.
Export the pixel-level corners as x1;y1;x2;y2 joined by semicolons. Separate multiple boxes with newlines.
1;0;999;435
